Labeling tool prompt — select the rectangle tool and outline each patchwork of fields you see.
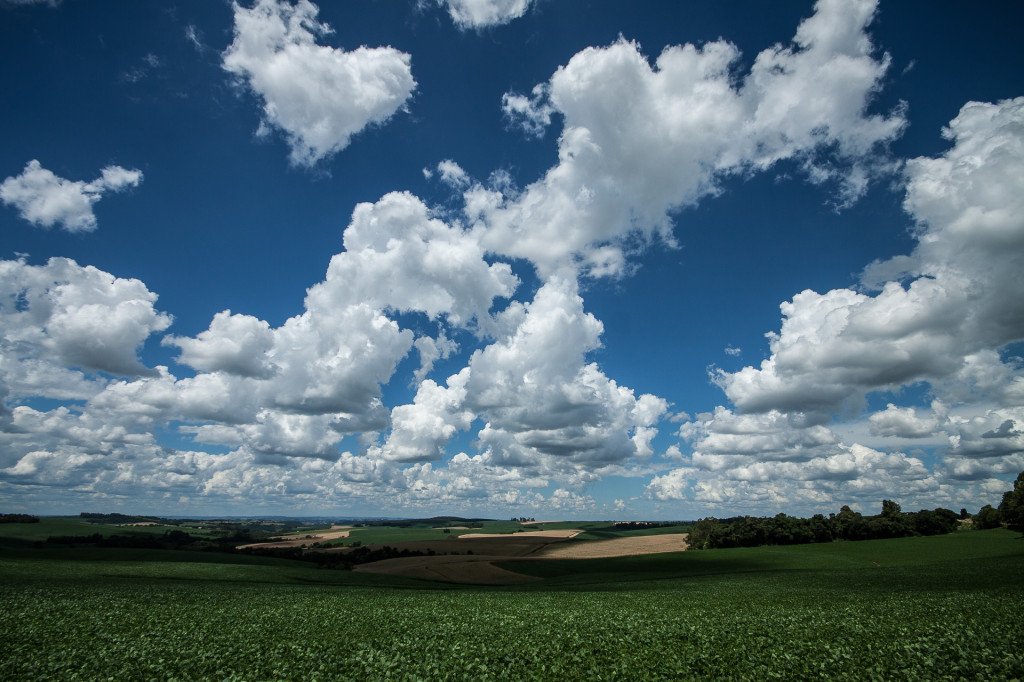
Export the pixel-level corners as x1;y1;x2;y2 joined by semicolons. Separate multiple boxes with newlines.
1;524;1021;679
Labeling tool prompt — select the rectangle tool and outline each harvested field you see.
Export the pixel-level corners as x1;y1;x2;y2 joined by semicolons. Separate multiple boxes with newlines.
236;525;352;550
354;555;540;585
458;529;582;539
351;533;686;583
537;533;688;559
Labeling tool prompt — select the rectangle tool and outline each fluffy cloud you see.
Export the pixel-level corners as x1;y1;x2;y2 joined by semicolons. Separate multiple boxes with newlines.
435;160;470;189
475;0;903;276
160;190;519;440
715;98;1024;417
680;408;841;466
501;84;553;137
267;303;411;417
382;277;668;478
379;378;473;463
413;332;457;383
0;185;526;488
1;160;142;232
310;191;517;330
667;97;1024;514
439;0;533;29
868;403;943;439
947;409;1024;461
463;278;667;469
0;258;171;399
646;442;943;513
164;311;275;378
223;0;415;165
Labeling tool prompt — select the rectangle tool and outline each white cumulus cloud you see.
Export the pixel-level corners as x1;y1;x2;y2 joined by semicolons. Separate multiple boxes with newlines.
440;0;533;29
223;0;416;166
0;258;171;392
1;160;142;232
715;98;1024;418
478;0;904;277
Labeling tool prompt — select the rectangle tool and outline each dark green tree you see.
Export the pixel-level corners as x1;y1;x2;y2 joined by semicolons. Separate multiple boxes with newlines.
997;470;1024;531
974;504;1001;529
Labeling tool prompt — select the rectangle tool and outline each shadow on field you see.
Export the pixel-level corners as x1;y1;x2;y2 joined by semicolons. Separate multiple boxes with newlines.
496;530;1024;593
499;552;775;586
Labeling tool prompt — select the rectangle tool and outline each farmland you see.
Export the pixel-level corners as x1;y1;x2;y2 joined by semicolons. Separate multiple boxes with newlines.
1;522;1021;680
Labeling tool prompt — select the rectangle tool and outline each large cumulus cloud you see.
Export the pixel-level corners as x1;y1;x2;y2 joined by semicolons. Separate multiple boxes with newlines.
486;0;903;277
223;0;415;166
652;98;1024;513
0;258;171;395
716;98;1024;416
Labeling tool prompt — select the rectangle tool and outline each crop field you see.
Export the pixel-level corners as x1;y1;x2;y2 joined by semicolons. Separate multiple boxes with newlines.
0;516;211;542
1;528;1021;679
330;520;652;545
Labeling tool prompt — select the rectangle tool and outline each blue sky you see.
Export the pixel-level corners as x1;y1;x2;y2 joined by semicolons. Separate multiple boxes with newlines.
1;0;1023;519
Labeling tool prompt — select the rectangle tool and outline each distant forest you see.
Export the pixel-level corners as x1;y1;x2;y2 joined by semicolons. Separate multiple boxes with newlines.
0;514;39;524
689;471;1024;550
687;502;960;550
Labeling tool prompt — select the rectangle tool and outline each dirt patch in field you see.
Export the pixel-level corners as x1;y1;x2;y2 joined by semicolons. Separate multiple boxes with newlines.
537;533;688;559
236;525;352;550
355;555;541;585
458;529;582;539
345;532;688;585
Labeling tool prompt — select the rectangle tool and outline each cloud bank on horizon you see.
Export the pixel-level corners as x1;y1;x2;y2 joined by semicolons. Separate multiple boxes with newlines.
1;0;1022;517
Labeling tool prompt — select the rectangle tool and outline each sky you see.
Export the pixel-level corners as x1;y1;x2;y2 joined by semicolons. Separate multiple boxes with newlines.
1;0;1023;519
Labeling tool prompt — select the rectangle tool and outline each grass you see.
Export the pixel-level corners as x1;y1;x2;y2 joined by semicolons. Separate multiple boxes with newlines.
0;516;209;543
504;527;1022;585
0;528;1021;680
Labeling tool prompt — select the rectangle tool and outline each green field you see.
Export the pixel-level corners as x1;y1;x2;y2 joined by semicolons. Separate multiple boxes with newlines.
1;526;1021;679
0;516;209;542
322;519;657;545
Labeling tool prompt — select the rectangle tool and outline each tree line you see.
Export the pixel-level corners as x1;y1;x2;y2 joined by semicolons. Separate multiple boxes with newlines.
975;471;1024;530
0;513;39;523
688;471;1024;550
43;529;251;551
687;502;962;550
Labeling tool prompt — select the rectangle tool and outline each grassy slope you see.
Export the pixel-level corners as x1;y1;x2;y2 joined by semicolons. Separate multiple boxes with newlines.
503;527;1022;586
0;516;204;542
0;516;226;540
0;529;1021;680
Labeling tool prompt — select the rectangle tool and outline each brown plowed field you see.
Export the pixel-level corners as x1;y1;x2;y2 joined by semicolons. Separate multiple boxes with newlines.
457;529;582;539
352;532;688;584
536;533;688;558
236;525;352;550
